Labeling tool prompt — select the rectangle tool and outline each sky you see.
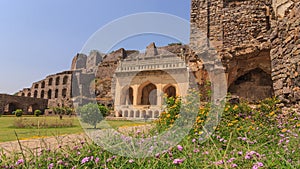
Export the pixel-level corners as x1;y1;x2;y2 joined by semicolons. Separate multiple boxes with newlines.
0;0;191;94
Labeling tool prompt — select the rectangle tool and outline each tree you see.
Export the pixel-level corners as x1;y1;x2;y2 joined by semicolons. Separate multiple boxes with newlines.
77;103;109;129
53;107;64;120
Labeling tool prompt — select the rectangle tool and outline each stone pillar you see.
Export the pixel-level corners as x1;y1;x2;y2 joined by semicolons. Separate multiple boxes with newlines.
132;85;139;106
157;84;163;106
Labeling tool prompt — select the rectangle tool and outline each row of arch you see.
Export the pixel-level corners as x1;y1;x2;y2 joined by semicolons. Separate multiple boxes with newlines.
4;102;40;115
34;76;69;89
120;83;176;106
118;109;160;119
24;88;68;99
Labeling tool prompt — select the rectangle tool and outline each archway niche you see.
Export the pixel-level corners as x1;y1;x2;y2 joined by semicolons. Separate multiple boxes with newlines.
56;77;60;86
62;89;67;98
228;68;273;101
4;103;22;114
124;110;129;117
130;110;134;117
34;90;38;98
164;85;176;98
27;104;39;114
139;83;157;105
142;110;147;118
55;89;59;98
120;86;133;105
135;110;140;118
41;81;45;88
48;78;53;86
40;90;45;99
48;90;52;99
63;76;68;85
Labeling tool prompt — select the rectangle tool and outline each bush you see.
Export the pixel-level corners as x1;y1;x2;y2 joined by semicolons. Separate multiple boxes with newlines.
34;110;42;117
77;103;109;129
15;109;23;117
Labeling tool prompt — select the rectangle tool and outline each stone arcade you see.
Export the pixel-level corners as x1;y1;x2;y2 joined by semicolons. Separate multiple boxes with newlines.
113;43;189;119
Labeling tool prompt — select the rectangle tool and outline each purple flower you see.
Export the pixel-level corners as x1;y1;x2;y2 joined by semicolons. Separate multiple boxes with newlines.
16;159;24;165
95;157;100;163
173;158;184;165
193;149;200;153
203;151;209;155
136;129;141;134
227;157;235;163
57;160;63;165
177;145;183;151
231;163;238;168
81;157;90;164
214;160;224;165
128;159;134;163
245;154;252;159
48;163;54;169
155;153;160;158
192;138;196;143
252;162;264;169
238;151;243;156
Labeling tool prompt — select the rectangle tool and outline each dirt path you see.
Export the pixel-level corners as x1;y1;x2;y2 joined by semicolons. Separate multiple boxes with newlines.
0;124;153;156
0;133;88;155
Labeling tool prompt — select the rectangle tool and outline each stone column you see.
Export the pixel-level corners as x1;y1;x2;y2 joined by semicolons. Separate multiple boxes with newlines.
157;83;163;106
132;84;139;106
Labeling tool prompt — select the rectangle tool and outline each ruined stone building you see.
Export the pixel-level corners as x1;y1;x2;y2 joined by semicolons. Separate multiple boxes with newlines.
3;0;300;116
0;94;48;115
113;43;189;119
190;0;300;104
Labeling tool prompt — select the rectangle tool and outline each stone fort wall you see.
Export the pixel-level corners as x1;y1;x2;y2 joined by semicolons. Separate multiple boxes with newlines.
190;0;300;103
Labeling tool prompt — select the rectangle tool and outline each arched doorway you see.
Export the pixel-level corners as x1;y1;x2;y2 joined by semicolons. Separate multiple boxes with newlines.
164;85;176;98
120;86;134;105
140;83;157;105
228;68;273;101
48;90;52;99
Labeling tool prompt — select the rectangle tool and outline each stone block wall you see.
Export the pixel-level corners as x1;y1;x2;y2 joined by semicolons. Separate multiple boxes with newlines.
190;0;275;101
271;1;300;104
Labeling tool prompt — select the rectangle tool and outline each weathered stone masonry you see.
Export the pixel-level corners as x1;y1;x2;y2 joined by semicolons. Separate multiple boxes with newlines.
271;1;300;104
190;0;275;101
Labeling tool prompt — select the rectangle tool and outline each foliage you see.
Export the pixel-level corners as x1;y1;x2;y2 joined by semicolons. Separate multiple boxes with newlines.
77;103;109;129
34;110;42;117
155;96;181;130
52;106;74;119
0;95;299;168
15;109;23;117
14;117;75;128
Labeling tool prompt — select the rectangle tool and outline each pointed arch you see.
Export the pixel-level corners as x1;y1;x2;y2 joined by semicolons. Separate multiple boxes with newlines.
138;82;157;105
163;84;177;98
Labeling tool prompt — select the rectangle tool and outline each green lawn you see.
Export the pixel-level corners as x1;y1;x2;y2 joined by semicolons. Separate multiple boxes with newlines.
0;116;150;142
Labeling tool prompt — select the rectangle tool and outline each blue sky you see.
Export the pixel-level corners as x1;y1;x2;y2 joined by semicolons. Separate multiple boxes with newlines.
0;0;191;94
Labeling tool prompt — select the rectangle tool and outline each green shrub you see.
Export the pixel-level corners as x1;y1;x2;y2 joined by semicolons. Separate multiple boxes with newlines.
34;109;42;117
77;103;109;129
15;109;23;117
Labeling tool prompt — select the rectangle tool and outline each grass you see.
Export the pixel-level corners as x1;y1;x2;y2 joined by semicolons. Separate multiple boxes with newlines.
0;116;150;142
0;98;299;168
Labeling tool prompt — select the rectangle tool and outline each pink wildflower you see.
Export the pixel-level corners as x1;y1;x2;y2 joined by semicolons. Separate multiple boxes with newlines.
173;158;184;165
177;145;183;151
